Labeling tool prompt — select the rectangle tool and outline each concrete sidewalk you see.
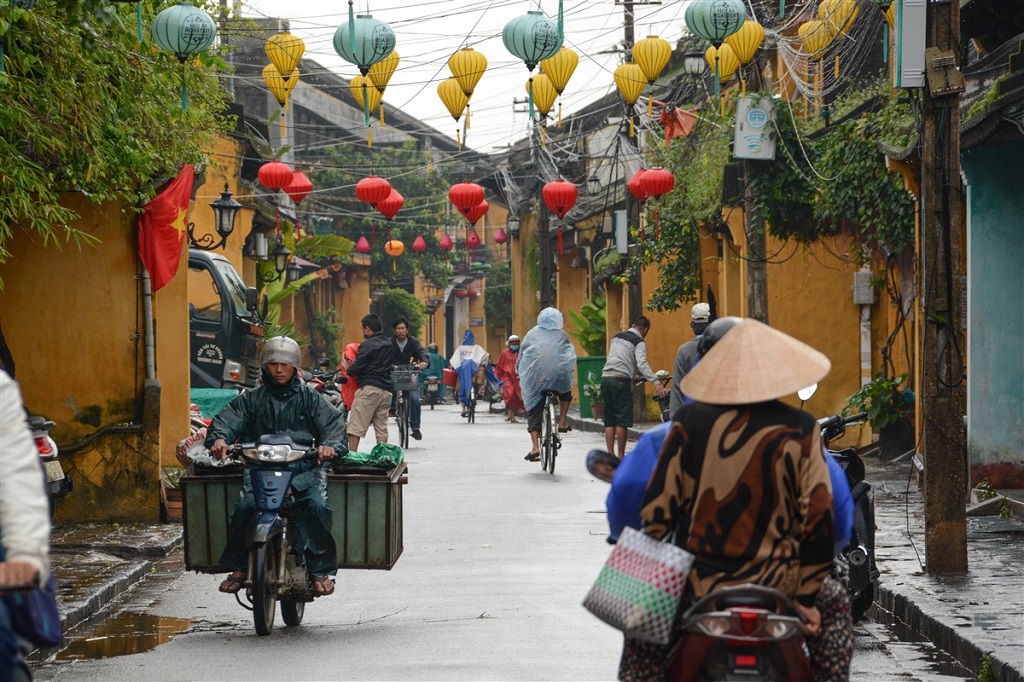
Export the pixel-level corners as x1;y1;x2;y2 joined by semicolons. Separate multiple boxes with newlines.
568;413;1024;682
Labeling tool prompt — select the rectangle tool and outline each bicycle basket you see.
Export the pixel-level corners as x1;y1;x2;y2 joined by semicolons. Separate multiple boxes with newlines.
391;366;419;391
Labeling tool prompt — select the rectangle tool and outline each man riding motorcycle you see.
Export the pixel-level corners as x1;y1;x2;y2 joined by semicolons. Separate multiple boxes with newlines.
206;336;347;598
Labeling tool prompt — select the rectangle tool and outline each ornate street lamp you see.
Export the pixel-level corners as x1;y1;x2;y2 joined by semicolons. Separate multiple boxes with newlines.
256;240;291;284
587;173;602;197
188;183;242;251
286;259;303;284
506;214;521;238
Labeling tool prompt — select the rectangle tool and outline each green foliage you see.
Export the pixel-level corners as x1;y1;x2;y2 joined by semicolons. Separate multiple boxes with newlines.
0;1;232;274
974;479;999;502
634;115;731;311
978;654;993;682
484;261;511;334
379;287;426;338
566;296;607;356
310;312;343;367
844;373;911;430
312;141;453;289
582;371;603;405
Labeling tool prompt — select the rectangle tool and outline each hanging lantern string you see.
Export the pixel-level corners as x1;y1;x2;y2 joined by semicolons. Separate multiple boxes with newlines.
180;60;188;111
136;2;144;47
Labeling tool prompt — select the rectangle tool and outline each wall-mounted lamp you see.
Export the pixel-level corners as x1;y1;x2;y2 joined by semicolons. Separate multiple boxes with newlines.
286;259;303;284
256;240;291;284
188;183;242;251
587;173;602;197
506;215;521;238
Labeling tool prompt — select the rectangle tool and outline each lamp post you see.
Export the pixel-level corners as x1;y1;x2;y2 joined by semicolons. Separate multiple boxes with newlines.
187;183;242;250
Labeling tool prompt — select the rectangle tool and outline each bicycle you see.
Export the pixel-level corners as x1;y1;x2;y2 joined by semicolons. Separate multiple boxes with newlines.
466;386;477;423
539;390;562;474
392;365;419;449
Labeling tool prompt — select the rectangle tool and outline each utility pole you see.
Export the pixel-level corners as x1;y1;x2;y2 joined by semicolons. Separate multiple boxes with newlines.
742;51;769;323
920;0;967;574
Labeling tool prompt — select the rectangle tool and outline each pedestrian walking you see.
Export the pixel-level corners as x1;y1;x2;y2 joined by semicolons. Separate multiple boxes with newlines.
345;315;395;453
668;302;711;416
494;335;525;422
599;316;668;459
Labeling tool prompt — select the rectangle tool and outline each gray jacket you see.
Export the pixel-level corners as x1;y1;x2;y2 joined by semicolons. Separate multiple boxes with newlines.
602;328;658;385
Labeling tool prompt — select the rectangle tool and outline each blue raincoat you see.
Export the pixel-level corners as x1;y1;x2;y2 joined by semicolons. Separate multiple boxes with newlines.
449;330;489;408
516;308;577;411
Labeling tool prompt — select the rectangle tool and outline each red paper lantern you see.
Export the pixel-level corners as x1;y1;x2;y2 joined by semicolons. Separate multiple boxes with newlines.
454;288;469;299
448;182;485;216
463;200;489;225
627;168;649;203
493;228;507;244
412;235;427;253
639;167;674;198
376;189;404;221
466;229;481;249
258;161;293;190
285;171;313;205
355;176;392;206
356;236;371;253
440;233;454;251
542;180;578;218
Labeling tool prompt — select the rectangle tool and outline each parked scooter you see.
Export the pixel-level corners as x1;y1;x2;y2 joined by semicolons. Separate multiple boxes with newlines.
304;360;346;412
28;416;71;516
227;435;320;636
820;410;878;622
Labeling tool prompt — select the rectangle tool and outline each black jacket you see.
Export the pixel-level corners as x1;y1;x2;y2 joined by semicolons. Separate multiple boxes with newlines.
392;335;428;366
346;332;394;390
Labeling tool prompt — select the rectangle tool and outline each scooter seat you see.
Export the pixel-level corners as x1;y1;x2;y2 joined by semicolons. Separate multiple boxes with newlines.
713;592;778;611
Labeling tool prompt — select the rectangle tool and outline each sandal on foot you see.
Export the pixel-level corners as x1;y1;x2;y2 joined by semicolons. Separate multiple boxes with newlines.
219;572;246;594
558;425;572;433
524;451;540;462
312;576;335;597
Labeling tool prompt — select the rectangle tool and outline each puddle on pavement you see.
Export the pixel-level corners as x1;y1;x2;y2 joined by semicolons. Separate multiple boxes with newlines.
869;608;973;678
54;611;192;662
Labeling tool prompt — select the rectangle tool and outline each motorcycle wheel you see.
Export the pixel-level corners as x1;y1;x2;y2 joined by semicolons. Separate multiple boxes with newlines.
281;598;305;627
252;544;277;636
851;583;874;623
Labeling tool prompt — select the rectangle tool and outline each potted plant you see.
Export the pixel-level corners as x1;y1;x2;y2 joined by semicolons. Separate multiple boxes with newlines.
568;296;607;419
582;371;604;420
845;373;915;461
161;466;185;523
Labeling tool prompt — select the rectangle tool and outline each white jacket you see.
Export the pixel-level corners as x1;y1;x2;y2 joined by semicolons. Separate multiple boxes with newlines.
0;370;51;581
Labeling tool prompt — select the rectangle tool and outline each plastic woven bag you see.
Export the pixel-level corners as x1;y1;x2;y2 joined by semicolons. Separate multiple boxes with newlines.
582;527;694;644
341;442;405;468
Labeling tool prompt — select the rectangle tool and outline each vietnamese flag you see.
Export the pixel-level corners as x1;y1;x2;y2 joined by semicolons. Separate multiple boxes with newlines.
138;164;195;291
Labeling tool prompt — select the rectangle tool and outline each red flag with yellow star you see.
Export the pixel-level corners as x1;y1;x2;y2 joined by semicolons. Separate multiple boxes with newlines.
137;164;195;291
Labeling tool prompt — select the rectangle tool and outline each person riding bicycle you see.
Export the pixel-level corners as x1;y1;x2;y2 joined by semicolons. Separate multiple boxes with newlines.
449;330;489;418
419;343;447;403
516;308;576;463
390;318;429;441
206;336;347;599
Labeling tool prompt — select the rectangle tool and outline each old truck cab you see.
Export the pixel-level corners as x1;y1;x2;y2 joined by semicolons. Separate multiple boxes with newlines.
188;249;264;389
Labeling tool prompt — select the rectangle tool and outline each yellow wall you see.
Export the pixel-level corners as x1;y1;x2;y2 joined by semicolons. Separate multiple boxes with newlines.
0;195;162;522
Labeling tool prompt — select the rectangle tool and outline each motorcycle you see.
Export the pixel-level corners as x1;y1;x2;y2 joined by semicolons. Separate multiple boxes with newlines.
28;415;71;516
304;361;346;413
228;435;320;636
424;376;440;409
819;410;878;623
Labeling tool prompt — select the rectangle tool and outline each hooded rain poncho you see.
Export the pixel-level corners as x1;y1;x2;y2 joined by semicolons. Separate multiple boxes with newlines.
516;308;577;411
450;330;489;407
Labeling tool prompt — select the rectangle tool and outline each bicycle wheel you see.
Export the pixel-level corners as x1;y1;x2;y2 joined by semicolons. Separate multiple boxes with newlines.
541;396;553;472
468;395;476;423
397;393;409;448
546;396;559;474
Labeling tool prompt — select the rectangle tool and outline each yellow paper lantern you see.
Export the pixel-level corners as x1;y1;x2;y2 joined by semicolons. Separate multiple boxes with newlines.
527;73;558;117
798;19;832;59
724;18;765;64
705;44;740;83
368;50;399;93
819;0;859;38
263;63;294;106
437;77;469;122
613;62;646;105
448;47;487;97
883;3;895;30
350;75;383;114
540;47;578;94
265;32;305;80
633;35;672;85
384;239;405;257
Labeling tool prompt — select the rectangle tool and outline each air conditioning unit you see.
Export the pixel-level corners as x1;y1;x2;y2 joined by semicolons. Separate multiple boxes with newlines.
893;0;927;88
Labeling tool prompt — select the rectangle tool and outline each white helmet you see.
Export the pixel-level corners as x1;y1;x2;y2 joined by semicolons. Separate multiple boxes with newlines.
508;334;520;342
260;336;301;367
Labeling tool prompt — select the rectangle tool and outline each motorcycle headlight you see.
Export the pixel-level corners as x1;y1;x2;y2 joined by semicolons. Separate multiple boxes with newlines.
254;444;292;462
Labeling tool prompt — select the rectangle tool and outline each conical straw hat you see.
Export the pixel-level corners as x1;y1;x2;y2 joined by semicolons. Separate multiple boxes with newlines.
681;319;831;405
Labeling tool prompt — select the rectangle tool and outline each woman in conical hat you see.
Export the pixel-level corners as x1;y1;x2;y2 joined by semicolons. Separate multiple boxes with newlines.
619;319;848;681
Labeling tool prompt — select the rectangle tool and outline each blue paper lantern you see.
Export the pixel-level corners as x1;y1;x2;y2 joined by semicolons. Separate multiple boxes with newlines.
502;2;564;72
333;9;396;76
684;0;747;45
151;2;216;63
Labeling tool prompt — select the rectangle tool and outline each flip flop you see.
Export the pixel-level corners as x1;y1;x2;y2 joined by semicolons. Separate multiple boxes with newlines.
218;572;246;594
525;451;540;462
312;576;335;597
558;425;572;433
